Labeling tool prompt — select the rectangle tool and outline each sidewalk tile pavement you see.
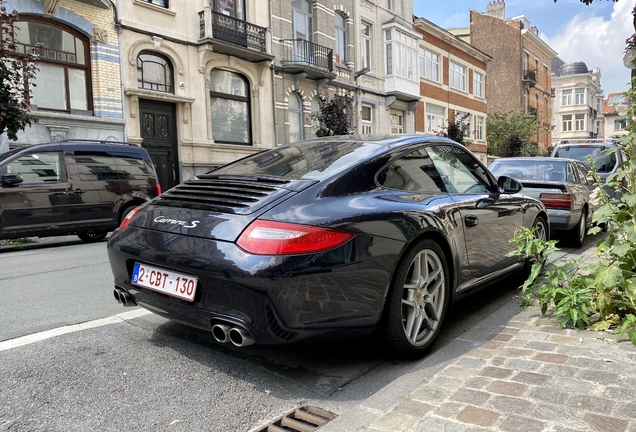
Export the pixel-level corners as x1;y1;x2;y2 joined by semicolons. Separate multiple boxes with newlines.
320;241;636;432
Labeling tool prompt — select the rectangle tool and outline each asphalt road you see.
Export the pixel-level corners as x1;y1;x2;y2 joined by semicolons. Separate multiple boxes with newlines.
0;235;588;431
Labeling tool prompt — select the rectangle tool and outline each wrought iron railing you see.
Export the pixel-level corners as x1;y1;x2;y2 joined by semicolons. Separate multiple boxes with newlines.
198;9;267;53
279;39;333;72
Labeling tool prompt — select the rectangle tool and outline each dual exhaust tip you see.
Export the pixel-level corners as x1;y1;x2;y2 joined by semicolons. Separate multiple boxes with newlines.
113;287;254;347
212;323;255;347
113;287;137;307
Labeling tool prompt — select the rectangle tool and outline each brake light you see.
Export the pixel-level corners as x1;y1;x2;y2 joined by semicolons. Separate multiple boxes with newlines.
539;193;572;210
156;183;162;195
119;206;142;230
237;220;356;255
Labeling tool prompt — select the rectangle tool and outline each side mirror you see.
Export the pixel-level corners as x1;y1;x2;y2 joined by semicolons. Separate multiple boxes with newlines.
498;175;522;194
1;173;24;185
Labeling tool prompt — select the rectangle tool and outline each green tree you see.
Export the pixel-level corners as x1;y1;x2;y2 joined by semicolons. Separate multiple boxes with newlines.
313;94;353;137
486;110;541;157
0;0;39;141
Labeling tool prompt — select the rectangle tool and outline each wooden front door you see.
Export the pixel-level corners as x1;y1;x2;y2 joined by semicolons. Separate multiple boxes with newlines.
140;100;179;190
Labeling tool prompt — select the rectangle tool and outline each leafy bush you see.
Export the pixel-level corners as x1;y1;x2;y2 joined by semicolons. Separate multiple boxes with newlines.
509;81;636;344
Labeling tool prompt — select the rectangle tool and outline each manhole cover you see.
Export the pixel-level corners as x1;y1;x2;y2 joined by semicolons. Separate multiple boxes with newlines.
252;405;338;432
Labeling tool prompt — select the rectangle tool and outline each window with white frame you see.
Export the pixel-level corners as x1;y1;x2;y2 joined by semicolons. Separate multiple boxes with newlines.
575;88;585;105
311;97;322;137
476;116;485;140
575;113;585;131
335;13;347;65
425;103;445;133
385;28;418;80
387;0;400;15
562;114;572;132
361;104;373;134
390;109;404;133
450;61;466;91
361;22;371;70
615;118;627;130
474;72;484;98
419;49;440;82
455;111;471;138
562;89;572;106
288;92;304;142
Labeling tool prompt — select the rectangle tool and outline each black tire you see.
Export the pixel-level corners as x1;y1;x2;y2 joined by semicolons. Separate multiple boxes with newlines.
567;208;587;248
77;231;108;243
384;239;450;358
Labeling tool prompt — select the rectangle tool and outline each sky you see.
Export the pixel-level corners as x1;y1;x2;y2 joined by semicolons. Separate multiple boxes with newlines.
414;0;636;96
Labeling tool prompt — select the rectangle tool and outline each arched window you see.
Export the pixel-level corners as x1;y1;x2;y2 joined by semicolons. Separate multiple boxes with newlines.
288;93;304;142
209;69;251;145
311;97;322;137
137;51;174;93
335;13;347;65
13;19;91;112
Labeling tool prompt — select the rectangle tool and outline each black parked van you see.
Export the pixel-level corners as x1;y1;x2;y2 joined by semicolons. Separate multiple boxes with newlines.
0;140;160;242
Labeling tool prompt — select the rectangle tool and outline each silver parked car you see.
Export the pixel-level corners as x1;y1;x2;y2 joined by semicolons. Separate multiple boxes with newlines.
488;157;597;248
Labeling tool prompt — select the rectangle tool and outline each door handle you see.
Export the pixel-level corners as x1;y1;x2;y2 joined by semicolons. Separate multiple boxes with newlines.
53;191;66;196
465;215;479;228
73;188;85;195
476;197;495;208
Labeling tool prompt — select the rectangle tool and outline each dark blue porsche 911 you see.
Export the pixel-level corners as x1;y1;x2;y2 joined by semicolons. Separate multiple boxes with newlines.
107;135;548;357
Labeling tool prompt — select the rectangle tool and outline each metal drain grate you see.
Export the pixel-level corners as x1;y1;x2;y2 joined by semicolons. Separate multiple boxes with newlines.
253;405;338;432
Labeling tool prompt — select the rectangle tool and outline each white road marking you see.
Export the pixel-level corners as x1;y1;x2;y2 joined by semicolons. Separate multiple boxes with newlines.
0;309;152;352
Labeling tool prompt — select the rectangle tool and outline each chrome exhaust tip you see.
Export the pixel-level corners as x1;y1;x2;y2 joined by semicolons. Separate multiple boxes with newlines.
212;323;232;343
114;287;137;307
229;327;255;347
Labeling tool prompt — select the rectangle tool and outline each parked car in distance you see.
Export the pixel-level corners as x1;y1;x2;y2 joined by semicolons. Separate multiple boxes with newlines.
107;135;548;357
550;139;629;200
488;157;597;248
0;140;160;243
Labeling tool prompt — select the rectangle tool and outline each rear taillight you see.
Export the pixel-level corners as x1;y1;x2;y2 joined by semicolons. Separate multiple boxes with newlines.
119;206;142;230
540;193;572;210
237;220;356;255
156;183;162;195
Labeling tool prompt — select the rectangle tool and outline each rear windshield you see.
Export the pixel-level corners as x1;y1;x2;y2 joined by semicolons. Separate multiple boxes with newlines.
553;146;617;173
210;140;385;180
490;160;568;182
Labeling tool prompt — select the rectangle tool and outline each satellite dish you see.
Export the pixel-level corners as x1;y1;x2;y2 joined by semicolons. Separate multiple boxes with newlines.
623;49;636;69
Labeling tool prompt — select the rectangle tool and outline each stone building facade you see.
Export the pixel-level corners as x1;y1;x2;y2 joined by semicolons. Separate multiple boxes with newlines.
269;0;422;144
466;1;557;152
117;0;275;188
551;61;604;144
1;0;125;152
413;17;490;164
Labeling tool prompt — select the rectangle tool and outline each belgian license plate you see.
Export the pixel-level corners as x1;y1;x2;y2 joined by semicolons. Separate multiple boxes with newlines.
131;263;198;302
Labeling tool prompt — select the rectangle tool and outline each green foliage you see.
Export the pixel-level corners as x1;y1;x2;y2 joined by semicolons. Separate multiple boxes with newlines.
486;110;542;157
313;94;353;137
509;79;636;344
0;0;39;140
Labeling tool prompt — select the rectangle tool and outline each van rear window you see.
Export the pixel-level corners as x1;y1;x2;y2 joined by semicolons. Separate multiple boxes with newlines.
553;147;617;173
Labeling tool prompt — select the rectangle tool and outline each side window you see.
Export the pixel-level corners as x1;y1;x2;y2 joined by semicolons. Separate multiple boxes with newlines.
566;163;576;183
74;151;118;181
3;152;64;183
426;145;492;194
577;162;592;185
112;152;149;180
377;147;446;192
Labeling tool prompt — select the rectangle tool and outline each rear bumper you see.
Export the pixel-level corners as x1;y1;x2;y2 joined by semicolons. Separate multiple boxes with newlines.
107;226;398;345
548;208;581;231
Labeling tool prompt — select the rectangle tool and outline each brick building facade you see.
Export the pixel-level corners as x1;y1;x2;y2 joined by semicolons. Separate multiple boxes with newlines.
413;17;490;163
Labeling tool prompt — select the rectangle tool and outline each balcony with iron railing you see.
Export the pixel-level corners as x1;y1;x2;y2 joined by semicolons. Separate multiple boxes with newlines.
522;69;537;88
198;8;273;62
276;39;335;80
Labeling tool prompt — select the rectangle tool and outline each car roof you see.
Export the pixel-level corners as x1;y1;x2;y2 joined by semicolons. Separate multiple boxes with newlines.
298;134;461;149
491;157;581;163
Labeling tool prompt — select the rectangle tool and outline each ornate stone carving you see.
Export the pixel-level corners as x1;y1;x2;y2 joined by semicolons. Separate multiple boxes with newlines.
92;27;108;44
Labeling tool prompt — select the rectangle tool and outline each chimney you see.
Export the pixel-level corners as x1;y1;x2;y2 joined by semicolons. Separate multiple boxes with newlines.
485;0;505;20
